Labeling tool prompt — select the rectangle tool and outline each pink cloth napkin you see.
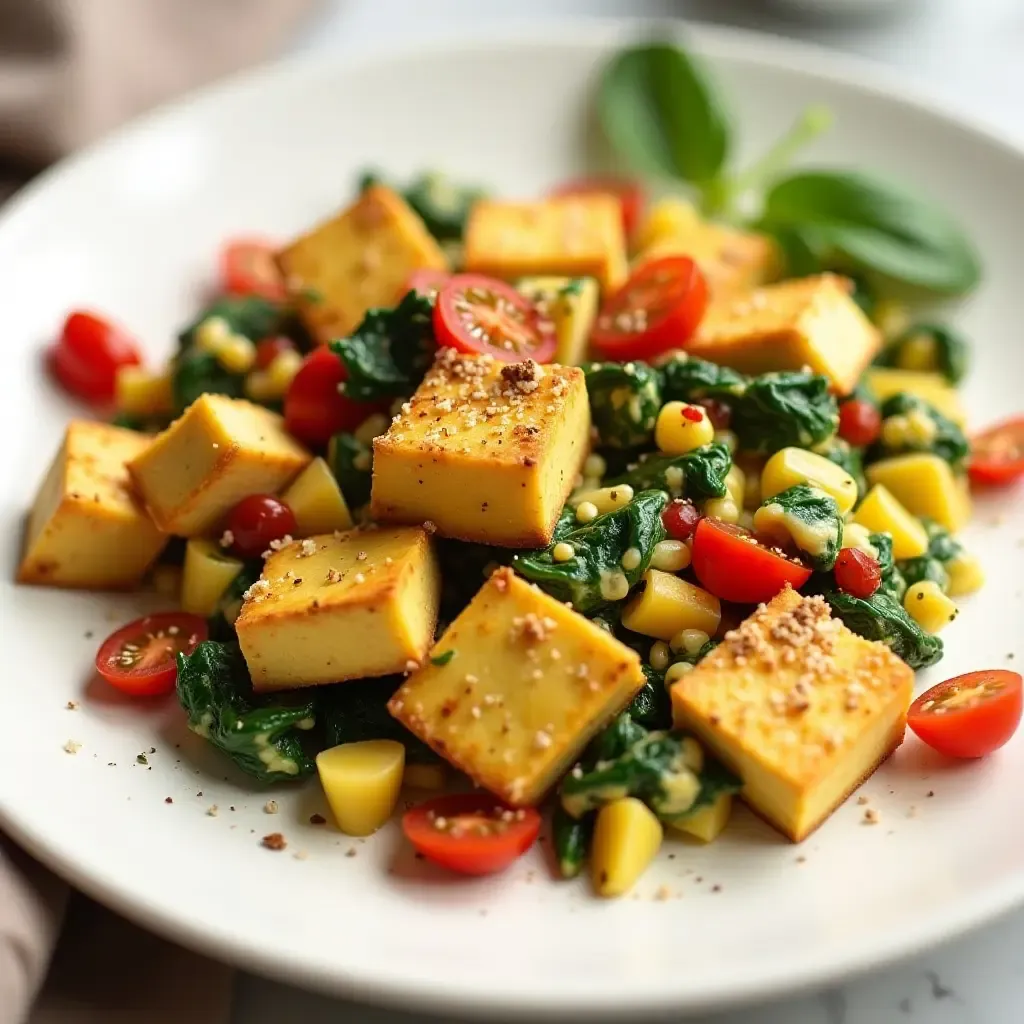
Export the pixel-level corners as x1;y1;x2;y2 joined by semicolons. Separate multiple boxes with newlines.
0;1;319;1020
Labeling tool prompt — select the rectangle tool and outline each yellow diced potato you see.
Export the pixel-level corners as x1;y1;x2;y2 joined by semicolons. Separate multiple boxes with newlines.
591;797;663;898
655;401;715;454
761;447;858;515
851;485;929;560
403;763;447;790
516;276;599;365
670;793;733;843
281;457;353;536
725;464;745;507
316;740;406;836
864;368;966;427
865;453;968;533
115;366;173;418
621;569;721;641
903;580;958;634
181;539;243;617
946;552;985;598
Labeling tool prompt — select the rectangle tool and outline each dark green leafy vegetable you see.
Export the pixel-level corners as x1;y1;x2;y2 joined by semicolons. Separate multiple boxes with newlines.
582;361;662;449
359;169;486;241
584;711;648;765
628;664;672;731
110;412;146;431
329;291;435;401
552;805;593;880
869;531;907;601
676;638;719;666
171;350;246;414
512;490;668;614
328;432;373;508
434;538;508;621
869;393;969;468
176;641;316;782
897;519;962;594
817;437;866;499
875;323;968;385
899;556;948;592
177;296;284;351
606;443;731;501
729;372;838;454
823;589;943;669
663;754;742;825
659;353;746;404
754;483;843;571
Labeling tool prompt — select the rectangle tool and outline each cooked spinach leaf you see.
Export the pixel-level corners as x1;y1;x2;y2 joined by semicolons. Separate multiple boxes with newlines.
898;519;962;594
584;711;648;766
628;664;672;731
327;432;373;508
582;360;662;449
171;349;246;414
869;392;969;468
875;323;968;385
552;805;593;880
753;483;843;571
659;352;746;404
177;296;284;351
823;589;943;669
606;442;731;501
816;436;866;499
730;371;838;454
667;753;742;824
359;169;486;241
870;531;907;600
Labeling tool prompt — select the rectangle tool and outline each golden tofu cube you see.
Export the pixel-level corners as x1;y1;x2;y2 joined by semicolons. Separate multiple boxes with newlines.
236;527;440;691
277;185;449;345
128;394;311;536
464;196;627;292
371;350;590;547
516;275;599;366
671;588;913;843
389;568;645;806
690;274;881;395
18;421;167;589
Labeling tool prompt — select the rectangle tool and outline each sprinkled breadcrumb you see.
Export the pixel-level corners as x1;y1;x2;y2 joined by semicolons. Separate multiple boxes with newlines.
264;800;279;814
219;530;235;549
63;740;81;754
863;808;880;825
261;832;287;850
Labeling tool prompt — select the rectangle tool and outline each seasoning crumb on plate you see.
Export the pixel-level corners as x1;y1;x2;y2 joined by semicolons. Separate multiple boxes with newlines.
206;805;219;817
345;846;358;858
262;832;287;850
63;740;81;754
65;700;78;710
309;813;327;825
264;799;279;814
863;807;880;825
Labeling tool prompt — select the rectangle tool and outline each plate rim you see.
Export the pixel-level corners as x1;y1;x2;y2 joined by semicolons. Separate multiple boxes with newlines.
2;18;1023;1018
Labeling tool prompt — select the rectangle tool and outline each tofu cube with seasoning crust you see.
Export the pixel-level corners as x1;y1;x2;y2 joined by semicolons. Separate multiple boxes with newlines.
371;349;590;547
127;394;311;536
689;274;881;396
277;185;449;345
389;568;646;806
464;196;628;293
18;421;167;589
671;587;913;843
236;527;440;691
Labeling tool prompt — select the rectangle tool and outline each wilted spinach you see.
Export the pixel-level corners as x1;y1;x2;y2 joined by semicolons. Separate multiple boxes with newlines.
171;349;246;414
177;296;284;351
328;432;373;508
898;519;962;594
359;169;486;241
753;483;843;571
552;805;593;879
875;323;968;385
869;392;969;468
659;352;746;404
823;589;943;669
730;372;838;454
870;531;907;601
628;664;672;731
606;442;731;501
583;360;663;449
817;436;866;499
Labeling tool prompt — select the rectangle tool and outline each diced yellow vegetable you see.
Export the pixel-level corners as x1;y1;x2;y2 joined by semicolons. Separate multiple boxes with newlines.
946;552;985;598
670;793;733;843
590;797;663;898
841;522;878;556
903;580;958;634
181;539;243;617
267;349;303;392
873;299;910;340
864;368;966;427
516;276;600;366
316;739;406;836
865;453;969;533
725;464;745;507
851;485;929;560
621;569;721;641
195;316;231;353
217;336;257;374
402;763;447;790
655;401;715;455
115;366;173;418
703;498;740;523
894;331;938;371
761;447;858;515
281;457;353;536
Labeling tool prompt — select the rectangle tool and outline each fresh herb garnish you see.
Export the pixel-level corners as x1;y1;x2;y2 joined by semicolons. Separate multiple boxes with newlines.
430;650;456;666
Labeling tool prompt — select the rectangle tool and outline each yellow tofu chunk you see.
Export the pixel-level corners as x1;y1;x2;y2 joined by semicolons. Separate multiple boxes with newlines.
516;275;599;365
864;368;967;428
277;185;449;345
865;453;970;533
671;587;913;843
128;394;311;536
371;349;590;547
236;527;440;691
690;274;881;395
389;568;645;806
18;421;167;589
464;196;627;292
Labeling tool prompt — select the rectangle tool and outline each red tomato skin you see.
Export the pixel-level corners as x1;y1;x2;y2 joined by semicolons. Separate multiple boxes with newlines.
95;613;208;697
220;238;286;301
591;256;708;362
404;268;450;301
50;311;141;404
838;399;882;447
433;274;557;363
834;548;881;599
661;499;701;541
695;398;732;430
228;495;298;558
550;177;644;240
691;518;811;605
968;416;1024;486
402;794;541;876
254;336;295;371
908;671;1023;759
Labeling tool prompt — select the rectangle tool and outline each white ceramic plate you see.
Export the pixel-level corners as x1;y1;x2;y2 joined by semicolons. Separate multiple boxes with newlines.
1;21;1022;1020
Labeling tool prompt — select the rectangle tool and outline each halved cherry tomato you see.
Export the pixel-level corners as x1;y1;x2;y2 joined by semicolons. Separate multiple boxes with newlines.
838;398;882;447
228;494;297;558
220;238;286;301
908;670;1023;759
550;177;644;241
254;336;296;371
695;398;732;430
434;274;557;363
968;416;1024;486
48;311;141;404
404;268;451;302
691;518;811;605
403;793;541;876
284;346;386;447
661;499;701;541
95;612;208;697
834;548;881;599
591;256;708;361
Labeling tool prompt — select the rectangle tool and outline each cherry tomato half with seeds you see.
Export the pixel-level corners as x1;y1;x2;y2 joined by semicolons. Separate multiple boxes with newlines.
838;398;882;447
404;267;451;303
95;612;208;697
49;311;141;404
403;793;541;876
908;670;1023;759
661;499;701;541
550;176;644;242
434;274;557;363
591;256;708;362
834;548;881;599
254;336;296;371
220;238;286;302
228;494;298;558
691;518;811;605
968;416;1024;486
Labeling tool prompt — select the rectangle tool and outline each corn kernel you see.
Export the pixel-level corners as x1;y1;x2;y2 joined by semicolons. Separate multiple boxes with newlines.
599;570;631;602
590;797;664;898
703;498;739;523
575;501;599;524
649;641;671;672
635;197;701;253
583;453;607;479
946;552;985;598
895;332;938;372
267;348;303;392
904;580;958;634
650;539;690;572
552;542;575;563
664;661;695;685
761;447;858;515
244;370;277;404
571;484;634;515
354;413;390;447
622;569;721;641
115;366;173;417
725;465;745;507
676;628;710;656
217;336;257;374
620;546;642;571
195;316;231;353
403;763;447;790
655;401;715;455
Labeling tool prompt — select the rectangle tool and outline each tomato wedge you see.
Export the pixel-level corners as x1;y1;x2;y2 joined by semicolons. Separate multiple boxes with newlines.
908;670;1023;759
95;612;208;697
550;176;644;241
402;793;541;876
968;416;1024;486
49;311;142;404
220;238;286;301
434;274;557;363
833;548;881;599
591;256;708;361
404;267;450;302
691;518;811;605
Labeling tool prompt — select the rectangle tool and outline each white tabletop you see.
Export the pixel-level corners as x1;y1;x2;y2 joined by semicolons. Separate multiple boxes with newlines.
233;2;1024;1020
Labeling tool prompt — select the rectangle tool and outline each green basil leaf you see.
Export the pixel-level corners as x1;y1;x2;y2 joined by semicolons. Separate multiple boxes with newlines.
598;42;731;187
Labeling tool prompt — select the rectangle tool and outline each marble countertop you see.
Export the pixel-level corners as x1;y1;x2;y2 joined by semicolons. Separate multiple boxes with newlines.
233;2;1024;1021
